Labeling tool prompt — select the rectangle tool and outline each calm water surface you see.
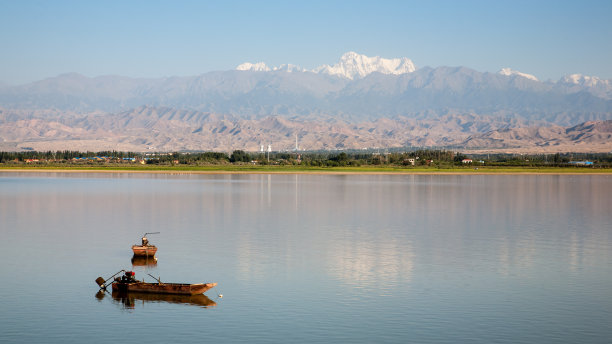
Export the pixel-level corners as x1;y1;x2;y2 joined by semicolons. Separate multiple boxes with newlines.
0;173;610;343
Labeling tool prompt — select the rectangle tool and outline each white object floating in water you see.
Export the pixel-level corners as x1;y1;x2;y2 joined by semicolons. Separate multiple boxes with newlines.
218;294;223;298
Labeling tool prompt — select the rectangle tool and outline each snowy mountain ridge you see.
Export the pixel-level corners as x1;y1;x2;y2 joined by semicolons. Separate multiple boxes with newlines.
312;51;416;79
560;73;610;87
237;53;611;87
236;62;271;72
236;51;416;79
4;54;612;120
498;68;539;81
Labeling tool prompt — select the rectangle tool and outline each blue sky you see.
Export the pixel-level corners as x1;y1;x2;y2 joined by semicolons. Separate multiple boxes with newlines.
1;0;611;85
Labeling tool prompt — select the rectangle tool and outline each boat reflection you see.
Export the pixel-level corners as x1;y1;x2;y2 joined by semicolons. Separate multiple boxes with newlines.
113;290;217;308
95;290;217;308
95;290;106;301
131;255;158;267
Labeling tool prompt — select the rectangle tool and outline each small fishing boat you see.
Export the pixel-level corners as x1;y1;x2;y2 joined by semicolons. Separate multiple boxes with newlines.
132;232;159;257
96;270;217;296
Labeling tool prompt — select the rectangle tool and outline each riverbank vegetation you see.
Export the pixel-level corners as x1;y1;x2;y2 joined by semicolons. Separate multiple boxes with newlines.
1;149;611;172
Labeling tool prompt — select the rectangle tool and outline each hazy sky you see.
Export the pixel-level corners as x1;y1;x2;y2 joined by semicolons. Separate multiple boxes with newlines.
1;0;611;85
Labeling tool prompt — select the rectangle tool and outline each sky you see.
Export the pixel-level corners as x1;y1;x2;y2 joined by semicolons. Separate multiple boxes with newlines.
1;0;611;85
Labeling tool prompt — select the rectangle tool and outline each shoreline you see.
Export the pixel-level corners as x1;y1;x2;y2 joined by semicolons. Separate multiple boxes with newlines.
1;168;611;175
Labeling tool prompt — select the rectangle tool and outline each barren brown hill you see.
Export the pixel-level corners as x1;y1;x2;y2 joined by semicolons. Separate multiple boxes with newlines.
462;120;612;153
1;107;610;153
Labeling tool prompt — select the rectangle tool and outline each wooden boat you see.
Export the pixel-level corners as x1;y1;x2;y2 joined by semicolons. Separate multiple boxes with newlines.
132;245;157;256
112;280;217;295
97;270;216;296
132;232;159;257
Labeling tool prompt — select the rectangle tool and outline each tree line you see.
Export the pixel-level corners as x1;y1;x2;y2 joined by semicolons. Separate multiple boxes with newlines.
1;150;611;167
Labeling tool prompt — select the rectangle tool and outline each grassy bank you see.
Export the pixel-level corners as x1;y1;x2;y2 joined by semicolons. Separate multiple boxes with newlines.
1;164;611;174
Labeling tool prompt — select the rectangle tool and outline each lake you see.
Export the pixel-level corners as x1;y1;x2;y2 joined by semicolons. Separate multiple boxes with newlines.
0;172;611;343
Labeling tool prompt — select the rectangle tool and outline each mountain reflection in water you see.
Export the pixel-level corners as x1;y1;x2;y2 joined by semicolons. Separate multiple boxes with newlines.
3;174;611;344
95;291;217;309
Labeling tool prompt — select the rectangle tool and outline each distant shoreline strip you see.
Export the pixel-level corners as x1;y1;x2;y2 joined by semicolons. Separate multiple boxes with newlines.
1;168;611;175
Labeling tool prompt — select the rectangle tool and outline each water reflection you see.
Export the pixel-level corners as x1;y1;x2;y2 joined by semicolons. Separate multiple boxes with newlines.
131;255;158;267
226;174;611;290
95;290;217;309
325;226;414;292
2;173;612;343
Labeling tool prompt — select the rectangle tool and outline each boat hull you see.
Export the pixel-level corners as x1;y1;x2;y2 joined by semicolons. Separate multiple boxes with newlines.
112;281;217;295
132;245;157;256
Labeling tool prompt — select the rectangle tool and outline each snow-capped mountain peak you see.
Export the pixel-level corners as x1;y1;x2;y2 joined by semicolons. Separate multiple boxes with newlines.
235;52;416;79
313;52;416;80
560;74;610;87
498;68;539;81
236;62;271;72
273;64;305;72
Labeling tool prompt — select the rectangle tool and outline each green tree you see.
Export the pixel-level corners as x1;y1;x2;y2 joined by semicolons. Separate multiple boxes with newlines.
230;150;250;163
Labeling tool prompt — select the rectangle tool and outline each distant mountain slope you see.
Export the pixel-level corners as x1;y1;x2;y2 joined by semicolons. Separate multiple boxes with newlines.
0;52;610;125
462;120;612;151
1;52;611;152
1;107;610;153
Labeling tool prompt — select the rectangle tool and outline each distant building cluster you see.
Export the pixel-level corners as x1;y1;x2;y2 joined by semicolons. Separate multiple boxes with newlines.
568;161;594;165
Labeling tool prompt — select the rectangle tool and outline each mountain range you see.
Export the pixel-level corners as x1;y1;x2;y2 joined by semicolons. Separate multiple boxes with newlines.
0;52;611;152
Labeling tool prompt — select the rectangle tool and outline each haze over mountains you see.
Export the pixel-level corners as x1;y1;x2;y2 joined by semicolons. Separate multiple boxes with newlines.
1;52;611;152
